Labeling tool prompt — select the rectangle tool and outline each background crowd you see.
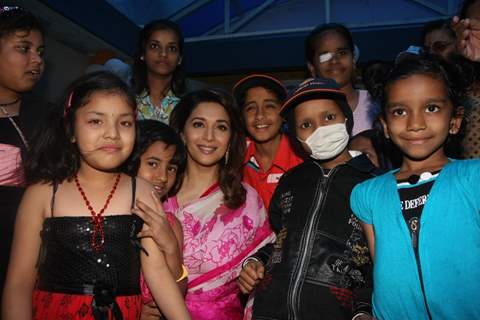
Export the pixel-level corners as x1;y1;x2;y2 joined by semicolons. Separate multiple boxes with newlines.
1;0;480;319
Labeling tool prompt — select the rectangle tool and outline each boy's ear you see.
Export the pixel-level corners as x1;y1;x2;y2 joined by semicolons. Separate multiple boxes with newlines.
307;62;316;78
379;117;390;139
449;106;464;134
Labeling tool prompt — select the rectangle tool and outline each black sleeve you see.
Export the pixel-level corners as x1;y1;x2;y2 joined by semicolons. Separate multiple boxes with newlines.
250;175;287;266
352;262;373;316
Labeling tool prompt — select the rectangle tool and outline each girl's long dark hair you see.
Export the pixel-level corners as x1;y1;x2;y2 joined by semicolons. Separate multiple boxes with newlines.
24;71;137;185
125;119;186;196
132;19;186;96
170;89;246;209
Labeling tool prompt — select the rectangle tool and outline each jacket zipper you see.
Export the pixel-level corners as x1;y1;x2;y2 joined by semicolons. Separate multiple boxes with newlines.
287;164;337;319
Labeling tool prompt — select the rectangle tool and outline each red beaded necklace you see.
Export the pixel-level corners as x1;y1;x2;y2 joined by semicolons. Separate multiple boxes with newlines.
74;173;121;252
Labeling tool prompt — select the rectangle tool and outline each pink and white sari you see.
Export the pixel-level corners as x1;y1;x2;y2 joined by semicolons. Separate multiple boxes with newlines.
164;183;274;320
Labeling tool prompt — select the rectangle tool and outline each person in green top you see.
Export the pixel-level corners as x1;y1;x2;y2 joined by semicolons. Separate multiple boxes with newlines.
133;19;186;124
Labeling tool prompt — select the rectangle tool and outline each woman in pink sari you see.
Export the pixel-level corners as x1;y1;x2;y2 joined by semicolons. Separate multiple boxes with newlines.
168;89;274;319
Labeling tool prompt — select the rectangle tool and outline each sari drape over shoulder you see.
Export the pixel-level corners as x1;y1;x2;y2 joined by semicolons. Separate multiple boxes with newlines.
164;183;274;320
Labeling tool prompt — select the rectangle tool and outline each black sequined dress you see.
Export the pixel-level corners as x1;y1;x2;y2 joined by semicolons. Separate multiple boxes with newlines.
32;178;144;320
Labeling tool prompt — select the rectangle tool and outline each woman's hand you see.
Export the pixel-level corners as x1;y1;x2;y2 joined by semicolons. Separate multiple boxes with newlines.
238;260;265;294
452;16;480;62
133;191;179;255
134;190;184;284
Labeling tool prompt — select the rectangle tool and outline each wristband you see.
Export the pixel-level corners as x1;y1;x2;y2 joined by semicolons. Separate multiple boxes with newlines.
176;264;188;282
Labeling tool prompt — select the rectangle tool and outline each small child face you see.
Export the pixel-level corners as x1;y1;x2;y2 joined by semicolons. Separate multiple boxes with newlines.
242;86;283;144
138;141;178;199
382;74;462;162
73;92;136;172
349;135;379;167
294;99;346;154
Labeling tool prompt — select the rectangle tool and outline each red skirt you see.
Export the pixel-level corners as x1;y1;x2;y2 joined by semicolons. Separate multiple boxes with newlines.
32;289;141;320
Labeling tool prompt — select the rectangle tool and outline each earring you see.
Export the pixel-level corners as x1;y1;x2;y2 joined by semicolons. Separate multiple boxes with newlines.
225;149;230;164
140;56;144;61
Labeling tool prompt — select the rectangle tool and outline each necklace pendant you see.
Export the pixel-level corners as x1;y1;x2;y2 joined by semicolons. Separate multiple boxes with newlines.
74;173;121;252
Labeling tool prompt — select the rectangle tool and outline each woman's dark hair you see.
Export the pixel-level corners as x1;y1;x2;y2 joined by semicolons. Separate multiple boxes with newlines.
170;89;246;209
126;119;186;196
380;54;467;158
305;23;354;65
459;0;479;18
132;19;186;96
421;19;456;44
0;6;44;39
24;71;137;185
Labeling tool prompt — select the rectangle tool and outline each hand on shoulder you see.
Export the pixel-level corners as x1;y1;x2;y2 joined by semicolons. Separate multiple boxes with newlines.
133;178;180;254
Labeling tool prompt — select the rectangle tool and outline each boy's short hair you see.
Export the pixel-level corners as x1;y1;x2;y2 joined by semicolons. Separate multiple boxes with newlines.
280;77;354;135
0;6;44;39
232;74;287;108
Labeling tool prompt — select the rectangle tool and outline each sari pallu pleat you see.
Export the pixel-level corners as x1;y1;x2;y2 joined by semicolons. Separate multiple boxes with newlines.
164;183;275;319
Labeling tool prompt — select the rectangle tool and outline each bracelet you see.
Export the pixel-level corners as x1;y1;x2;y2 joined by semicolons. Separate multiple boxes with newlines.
242;257;260;269
352;312;370;320
176;264;188;282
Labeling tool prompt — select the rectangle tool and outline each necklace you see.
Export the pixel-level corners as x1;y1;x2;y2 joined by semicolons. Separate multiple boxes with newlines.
0;103;29;150
74;173;121;252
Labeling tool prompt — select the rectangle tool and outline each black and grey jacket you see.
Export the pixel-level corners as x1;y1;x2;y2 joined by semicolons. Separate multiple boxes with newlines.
251;154;379;320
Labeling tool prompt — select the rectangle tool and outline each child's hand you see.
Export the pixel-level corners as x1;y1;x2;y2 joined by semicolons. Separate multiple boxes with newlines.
452;16;480;62
141;301;162;320
134;192;179;255
238;260;265;294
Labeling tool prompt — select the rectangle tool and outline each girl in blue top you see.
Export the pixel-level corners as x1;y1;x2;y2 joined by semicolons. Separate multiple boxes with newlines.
350;55;480;319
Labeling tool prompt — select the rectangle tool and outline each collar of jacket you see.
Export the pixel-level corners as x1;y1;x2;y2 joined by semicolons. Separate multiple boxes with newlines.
311;152;381;175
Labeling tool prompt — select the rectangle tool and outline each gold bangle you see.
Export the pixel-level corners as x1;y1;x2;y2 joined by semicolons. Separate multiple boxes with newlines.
176;264;188;282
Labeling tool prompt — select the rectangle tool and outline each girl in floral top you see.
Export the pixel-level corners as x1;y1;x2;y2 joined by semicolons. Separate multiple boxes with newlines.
133;20;186;124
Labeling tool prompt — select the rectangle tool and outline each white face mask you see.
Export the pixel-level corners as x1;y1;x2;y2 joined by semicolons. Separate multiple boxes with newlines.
298;122;349;160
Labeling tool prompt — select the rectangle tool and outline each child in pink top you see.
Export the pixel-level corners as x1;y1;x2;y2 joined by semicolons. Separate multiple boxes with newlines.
126;119;188;317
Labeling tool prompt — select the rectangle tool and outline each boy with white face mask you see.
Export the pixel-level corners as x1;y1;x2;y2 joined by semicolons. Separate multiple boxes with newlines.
238;78;379;320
